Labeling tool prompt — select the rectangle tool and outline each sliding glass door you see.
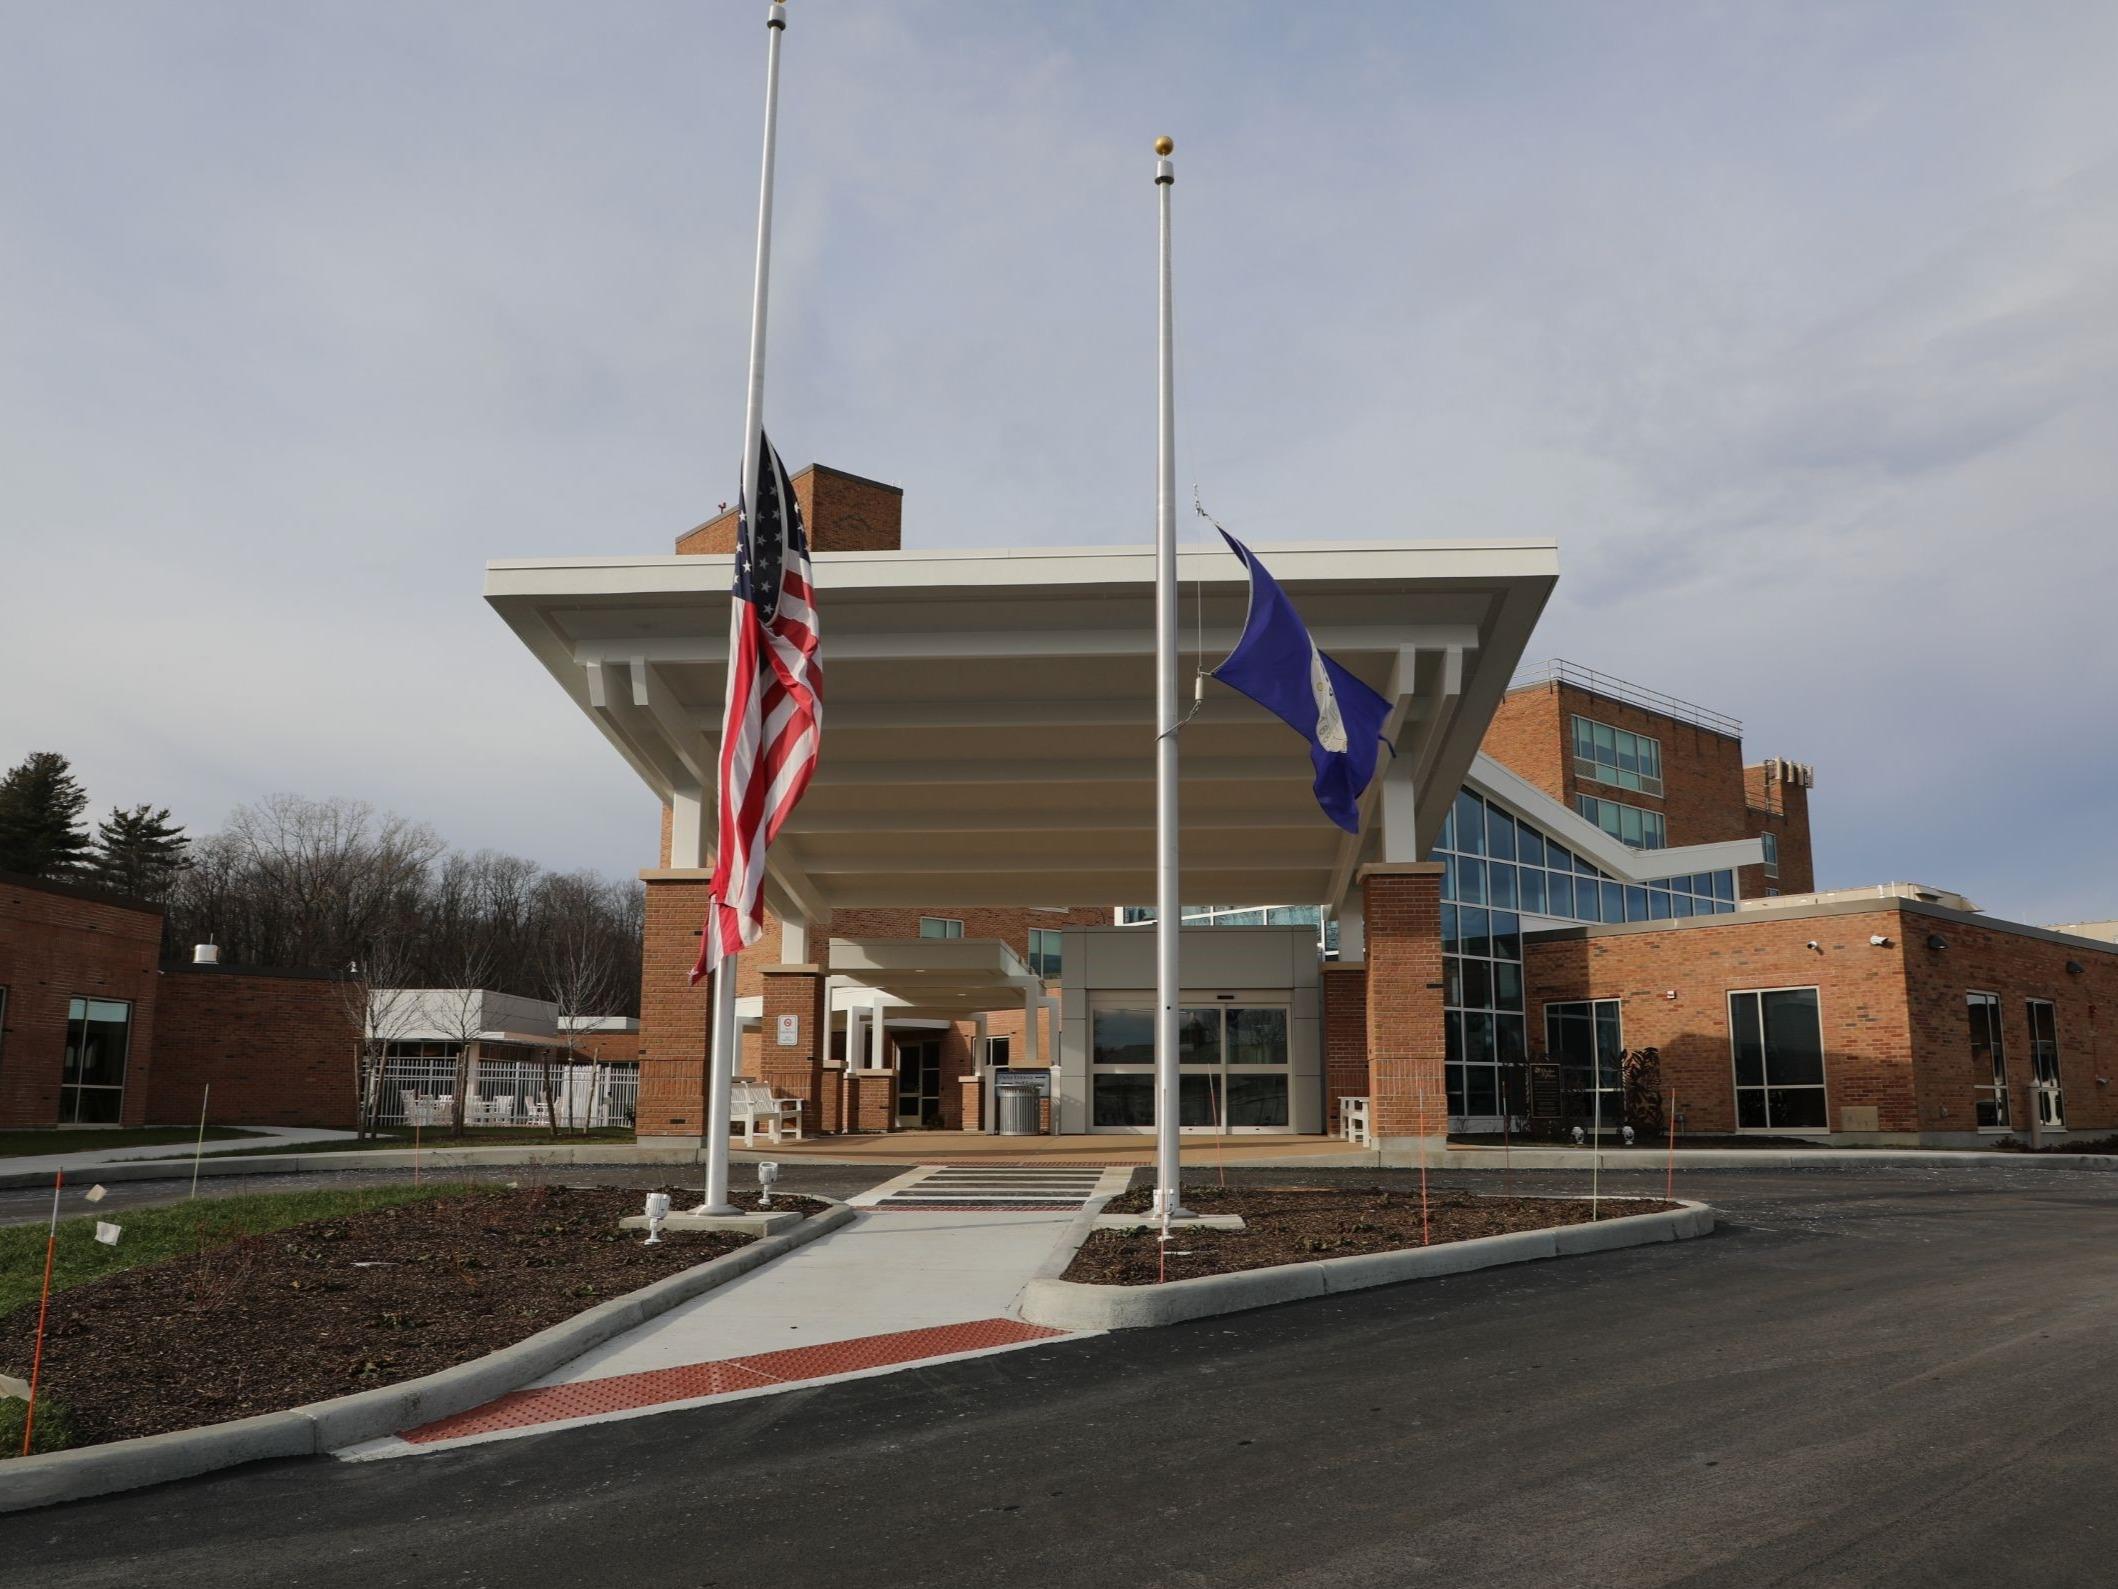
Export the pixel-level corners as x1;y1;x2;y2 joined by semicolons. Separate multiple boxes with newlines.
1089;1003;1292;1132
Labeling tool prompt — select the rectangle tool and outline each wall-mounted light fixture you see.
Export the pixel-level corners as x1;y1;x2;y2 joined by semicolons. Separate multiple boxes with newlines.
1926;934;1948;952
1806;940;1823;954
2065;960;2086;976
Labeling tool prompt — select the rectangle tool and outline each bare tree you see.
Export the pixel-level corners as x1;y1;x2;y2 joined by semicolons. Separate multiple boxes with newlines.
342;933;423;1139
538;873;620;1141
428;948;496;1139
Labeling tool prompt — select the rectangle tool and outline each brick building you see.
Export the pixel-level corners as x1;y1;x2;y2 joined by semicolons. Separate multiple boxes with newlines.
491;465;2114;1152
0;871;362;1131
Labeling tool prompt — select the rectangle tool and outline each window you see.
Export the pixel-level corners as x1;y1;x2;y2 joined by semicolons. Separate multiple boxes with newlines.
1572;714;1664;796
1727;988;1827;1131
1545;1000;1624;1125
985;1035;1011;1069
1574;794;1667;850
62;996;133;1124
918;916;964;939
1967;993;2008;1128
2026;999;2063;1128
1027;928;1062;979
1761;832;1780;879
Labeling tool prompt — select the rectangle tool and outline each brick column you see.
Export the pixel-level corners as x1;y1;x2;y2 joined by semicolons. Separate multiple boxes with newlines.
958;1073;985;1132
760;961;830;1134
1360;861;1446;1156
636;875;714;1144
1320;963;1370;1136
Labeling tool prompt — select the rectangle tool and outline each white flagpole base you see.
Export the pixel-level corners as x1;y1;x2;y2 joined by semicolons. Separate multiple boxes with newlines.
697;951;741;1217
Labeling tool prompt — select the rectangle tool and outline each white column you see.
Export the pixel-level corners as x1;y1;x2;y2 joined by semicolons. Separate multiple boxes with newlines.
845;1000;864;1074
1023;985;1042;1068
1042;995;1063;1134
1336;903;1366;964
669;787;708;870
1378;748;1419;863
869;996;887;1071
779;916;809;964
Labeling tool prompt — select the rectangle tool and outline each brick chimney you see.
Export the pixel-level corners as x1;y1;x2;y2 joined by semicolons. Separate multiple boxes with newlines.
675;463;903;555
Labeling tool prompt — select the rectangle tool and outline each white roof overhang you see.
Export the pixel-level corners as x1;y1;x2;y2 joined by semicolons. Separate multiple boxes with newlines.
1468;753;1767;881
485;539;1557;916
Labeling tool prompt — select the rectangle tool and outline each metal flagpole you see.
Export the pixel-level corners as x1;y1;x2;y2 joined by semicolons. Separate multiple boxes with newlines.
1152;136;1189;1221
702;0;791;1216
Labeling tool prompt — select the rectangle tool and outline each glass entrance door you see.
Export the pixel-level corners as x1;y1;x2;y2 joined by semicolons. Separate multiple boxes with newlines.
1088;1004;1293;1133
895;1038;943;1128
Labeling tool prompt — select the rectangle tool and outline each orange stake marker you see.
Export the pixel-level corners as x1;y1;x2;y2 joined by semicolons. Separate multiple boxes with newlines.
21;1169;62;1457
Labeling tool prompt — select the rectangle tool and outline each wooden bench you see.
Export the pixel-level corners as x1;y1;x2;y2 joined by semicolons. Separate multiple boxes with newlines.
731;1079;804;1146
1339;1096;1372;1147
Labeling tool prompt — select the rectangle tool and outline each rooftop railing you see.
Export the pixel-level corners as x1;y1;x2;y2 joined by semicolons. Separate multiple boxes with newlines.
1509;659;1742;739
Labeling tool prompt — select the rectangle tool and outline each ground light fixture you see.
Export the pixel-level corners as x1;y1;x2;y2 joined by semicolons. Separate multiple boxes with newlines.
642;1191;671;1245
757;1161;780;1207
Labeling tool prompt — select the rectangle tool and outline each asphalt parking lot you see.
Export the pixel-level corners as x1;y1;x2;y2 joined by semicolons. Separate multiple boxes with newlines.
4;1160;2115;1588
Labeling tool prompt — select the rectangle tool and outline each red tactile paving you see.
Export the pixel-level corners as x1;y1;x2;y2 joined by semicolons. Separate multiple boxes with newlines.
400;1317;1066;1446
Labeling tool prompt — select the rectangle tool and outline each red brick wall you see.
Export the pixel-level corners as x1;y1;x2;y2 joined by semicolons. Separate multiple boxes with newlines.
1362;865;1446;1142
638;876;723;1137
674;464;904;555
147;968;360;1129
0;875;163;1127
1321;964;1368;1133
1742;765;1816;897
1528;907;2118;1139
1899;915;2117;1137
1525;908;1917;1134
1479;685;1567;807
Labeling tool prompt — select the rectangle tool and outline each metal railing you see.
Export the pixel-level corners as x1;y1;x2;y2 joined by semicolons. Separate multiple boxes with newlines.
1509;659;1743;739
371;1055;639;1131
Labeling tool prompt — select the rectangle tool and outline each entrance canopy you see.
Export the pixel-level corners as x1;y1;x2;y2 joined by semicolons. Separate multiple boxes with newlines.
485;539;1556;919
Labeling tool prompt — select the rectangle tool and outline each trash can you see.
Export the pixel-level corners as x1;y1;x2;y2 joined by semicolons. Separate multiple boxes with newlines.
996;1087;1042;1136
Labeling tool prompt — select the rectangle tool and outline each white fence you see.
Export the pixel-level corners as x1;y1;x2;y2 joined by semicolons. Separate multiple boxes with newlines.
370;1053;639;1131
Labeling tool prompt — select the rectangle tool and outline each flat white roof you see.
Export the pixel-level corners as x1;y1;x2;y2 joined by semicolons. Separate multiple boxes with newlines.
486;537;1557;917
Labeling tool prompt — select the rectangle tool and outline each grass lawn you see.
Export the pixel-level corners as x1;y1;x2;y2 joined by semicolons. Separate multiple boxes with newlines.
137;1126;638;1160
0;1126;263;1160
0;1181;492;1320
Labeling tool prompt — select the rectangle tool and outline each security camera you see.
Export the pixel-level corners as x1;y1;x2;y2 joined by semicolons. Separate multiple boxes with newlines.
1870;935;1892;947
1806;940;1822;953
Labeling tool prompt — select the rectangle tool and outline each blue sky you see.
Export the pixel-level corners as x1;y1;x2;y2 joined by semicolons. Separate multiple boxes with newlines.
3;2;2114;923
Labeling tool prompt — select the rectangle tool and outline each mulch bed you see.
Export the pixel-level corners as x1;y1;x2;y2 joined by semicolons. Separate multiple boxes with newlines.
0;1184;820;1450
1065;1185;1678;1285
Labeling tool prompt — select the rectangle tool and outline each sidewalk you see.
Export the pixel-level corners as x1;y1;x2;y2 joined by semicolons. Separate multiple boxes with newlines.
1;1126;362;1180
349;1168;1111;1457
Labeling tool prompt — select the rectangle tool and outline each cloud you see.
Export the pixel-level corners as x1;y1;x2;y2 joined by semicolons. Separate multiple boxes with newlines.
0;0;2113;923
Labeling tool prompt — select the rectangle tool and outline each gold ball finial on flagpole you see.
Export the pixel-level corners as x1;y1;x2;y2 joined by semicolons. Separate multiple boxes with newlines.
1154;136;1174;156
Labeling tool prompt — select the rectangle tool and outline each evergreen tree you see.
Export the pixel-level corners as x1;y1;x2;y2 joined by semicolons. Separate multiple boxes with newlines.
92;803;192;899
0;751;93;878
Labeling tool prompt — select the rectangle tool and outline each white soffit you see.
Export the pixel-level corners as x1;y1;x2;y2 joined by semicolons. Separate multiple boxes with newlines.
486;539;1558;914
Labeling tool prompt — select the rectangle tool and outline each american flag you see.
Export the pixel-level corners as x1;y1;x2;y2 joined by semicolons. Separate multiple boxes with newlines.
691;432;823;984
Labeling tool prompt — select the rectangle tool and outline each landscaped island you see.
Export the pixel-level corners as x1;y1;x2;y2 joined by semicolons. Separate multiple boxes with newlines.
0;1183;806;1454
1068;1185;1680;1285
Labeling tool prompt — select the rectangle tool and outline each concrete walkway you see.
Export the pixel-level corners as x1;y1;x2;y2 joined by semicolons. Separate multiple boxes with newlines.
0;1127;361;1180
346;1168;1112;1457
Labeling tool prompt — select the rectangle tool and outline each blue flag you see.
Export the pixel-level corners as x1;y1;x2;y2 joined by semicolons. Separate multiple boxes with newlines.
1211;529;1392;834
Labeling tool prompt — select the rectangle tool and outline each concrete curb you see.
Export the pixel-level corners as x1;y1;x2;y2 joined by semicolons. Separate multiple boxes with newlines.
0;1201;855;1514
1018;1199;1714;1331
0;1143;714;1192
1436;1148;2118;1172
